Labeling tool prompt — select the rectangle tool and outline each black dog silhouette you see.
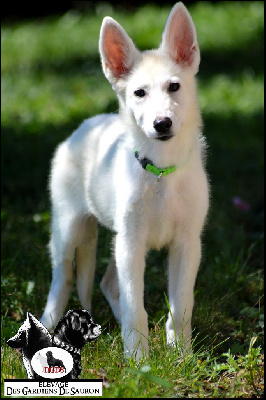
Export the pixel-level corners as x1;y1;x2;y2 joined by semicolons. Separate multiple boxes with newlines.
7;310;101;380
46;351;65;370
52;310;101;379
7;312;52;379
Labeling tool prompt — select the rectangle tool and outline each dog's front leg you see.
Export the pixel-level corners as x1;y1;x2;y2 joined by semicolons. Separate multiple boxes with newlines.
115;233;148;361
166;235;201;352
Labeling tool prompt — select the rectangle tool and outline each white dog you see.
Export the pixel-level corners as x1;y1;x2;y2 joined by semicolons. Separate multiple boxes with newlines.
41;2;209;360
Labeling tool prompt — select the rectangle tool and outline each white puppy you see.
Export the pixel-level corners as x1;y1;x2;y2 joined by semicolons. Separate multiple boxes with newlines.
41;2;209;360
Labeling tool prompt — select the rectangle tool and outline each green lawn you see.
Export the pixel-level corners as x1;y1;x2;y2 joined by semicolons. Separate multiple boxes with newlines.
1;2;264;397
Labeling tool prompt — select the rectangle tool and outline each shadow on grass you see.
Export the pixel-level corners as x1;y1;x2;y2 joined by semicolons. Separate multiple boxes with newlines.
200;27;264;78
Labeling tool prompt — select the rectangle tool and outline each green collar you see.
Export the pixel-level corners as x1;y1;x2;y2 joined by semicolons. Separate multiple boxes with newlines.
134;150;177;182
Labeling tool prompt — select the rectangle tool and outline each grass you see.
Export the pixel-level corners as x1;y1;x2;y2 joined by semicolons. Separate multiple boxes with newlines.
1;1;264;397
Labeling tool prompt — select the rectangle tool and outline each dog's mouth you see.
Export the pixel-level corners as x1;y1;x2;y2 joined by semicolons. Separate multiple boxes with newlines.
156;134;174;142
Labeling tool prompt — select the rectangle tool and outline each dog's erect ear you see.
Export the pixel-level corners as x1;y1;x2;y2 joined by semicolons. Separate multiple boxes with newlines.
27;312;34;325
99;17;140;83
70;311;82;330
160;2;200;74
7;329;27;348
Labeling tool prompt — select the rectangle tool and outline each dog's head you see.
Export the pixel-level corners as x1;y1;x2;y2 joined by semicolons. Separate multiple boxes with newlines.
7;312;52;351
99;2;200;143
53;310;101;349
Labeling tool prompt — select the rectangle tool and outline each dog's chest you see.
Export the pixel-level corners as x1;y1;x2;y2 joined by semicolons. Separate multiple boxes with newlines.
135;178;181;249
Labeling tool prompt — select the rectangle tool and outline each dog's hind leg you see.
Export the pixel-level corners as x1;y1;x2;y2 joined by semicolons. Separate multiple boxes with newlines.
100;256;121;322
41;214;86;330
41;140;96;330
76;216;98;312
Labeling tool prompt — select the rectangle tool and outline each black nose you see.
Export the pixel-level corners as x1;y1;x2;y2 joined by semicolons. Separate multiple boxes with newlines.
153;117;172;134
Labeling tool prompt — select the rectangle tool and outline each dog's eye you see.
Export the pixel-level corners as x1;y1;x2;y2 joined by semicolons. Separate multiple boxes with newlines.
134;89;146;98
169;82;180;92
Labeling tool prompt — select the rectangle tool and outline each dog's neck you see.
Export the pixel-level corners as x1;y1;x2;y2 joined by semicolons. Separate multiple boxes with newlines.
53;336;81;355
134;150;177;181
123;118;201;171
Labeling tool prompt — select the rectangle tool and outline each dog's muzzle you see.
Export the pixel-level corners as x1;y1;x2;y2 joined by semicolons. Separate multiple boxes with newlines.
153;117;173;141
90;324;102;340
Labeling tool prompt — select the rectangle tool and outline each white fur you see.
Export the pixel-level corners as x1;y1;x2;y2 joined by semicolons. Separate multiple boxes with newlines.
41;2;209;360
